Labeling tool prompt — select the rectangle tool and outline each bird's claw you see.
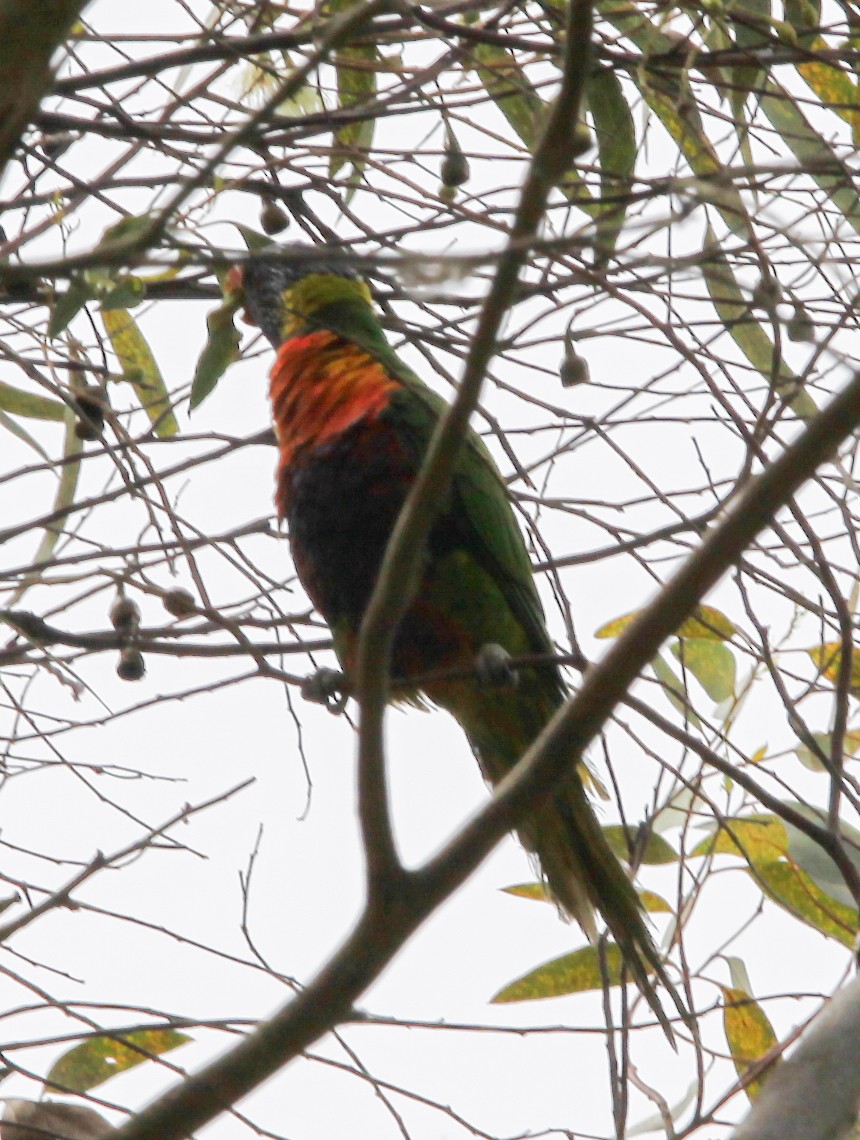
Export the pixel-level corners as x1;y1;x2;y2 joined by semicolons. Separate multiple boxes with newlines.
302;667;349;713
475;643;518;688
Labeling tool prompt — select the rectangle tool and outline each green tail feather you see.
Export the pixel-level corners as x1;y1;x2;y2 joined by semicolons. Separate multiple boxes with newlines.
535;771;681;1039
434;673;685;1040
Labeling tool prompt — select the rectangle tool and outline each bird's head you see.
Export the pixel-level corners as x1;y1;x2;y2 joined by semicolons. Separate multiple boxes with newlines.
230;247;374;348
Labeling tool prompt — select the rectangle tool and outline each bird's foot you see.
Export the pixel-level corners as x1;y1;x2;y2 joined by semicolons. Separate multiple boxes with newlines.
475;643;518;689
302;667;349;714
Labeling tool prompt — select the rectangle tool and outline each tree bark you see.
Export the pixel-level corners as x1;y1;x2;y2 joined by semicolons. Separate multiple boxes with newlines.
0;1;91;182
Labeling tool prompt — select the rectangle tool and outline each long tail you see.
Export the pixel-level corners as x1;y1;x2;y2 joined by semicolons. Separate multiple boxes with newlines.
530;769;680;1039
435;674;684;1039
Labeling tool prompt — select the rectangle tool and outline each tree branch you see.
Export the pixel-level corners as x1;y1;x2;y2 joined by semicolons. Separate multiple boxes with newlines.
733;974;860;1140
0;0;91;181
353;0;594;892
104;368;860;1140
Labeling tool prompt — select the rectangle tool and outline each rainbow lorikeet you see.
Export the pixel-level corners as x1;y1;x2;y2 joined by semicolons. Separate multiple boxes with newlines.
236;252;673;1026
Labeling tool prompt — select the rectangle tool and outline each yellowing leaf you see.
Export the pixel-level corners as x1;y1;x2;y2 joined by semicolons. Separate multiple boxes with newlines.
502;882;552;902
46;1028;191;1094
691;815;789;862
640;889;673;913
754;860;858;946
492;943;626;1003
596;604;735;640
807;642;860;696
102;309;178;437
672;638;736;702
722;985;779;1100
677;606;737;640
329;2;378;185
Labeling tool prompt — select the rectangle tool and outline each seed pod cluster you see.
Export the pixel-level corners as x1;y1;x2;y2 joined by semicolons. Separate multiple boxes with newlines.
110;589;145;681
71;382;107;441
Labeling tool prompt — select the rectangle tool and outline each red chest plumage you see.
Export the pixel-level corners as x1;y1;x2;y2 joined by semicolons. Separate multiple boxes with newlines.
269;330;398;519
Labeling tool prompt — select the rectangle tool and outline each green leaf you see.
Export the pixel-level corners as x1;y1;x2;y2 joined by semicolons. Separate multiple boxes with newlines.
727;0;771;109
780;802;860;909
722;984;779;1100
99;273;147;311
0;380;65;421
470;42;594;210
9;411;80;605
758;77;860;236
587;66;636;261
754;860;858;945
102;309;178;437
470;42;546;150
235;224;276;252
95;213;157;251
46;1028;191;1094
329;1;377;185
598;0;754;235
651;651;701;726
602;824;679;864
191;294;242;411
671;638;736;702
0;411;52;461
794;730;860;772
48;277;96;338
492;943;626;1003
701;228;817;418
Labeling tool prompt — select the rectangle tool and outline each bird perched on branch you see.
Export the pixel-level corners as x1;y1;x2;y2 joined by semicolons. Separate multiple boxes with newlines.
234;249;676;1032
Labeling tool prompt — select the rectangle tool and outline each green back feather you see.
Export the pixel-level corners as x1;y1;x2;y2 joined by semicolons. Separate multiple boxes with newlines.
302;293;560;690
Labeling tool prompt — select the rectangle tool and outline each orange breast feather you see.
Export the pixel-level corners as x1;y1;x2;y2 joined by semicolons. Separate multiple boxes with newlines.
269;331;399;517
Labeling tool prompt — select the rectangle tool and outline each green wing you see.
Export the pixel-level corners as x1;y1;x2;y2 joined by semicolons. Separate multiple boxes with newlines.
314;294;560;674
387;367;559;671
